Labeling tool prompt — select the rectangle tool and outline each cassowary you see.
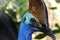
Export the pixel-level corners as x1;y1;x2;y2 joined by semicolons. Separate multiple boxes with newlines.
18;0;56;40
0;10;17;40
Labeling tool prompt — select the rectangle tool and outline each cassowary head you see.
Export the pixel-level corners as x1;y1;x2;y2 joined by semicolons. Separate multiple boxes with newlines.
21;12;55;40
19;0;55;40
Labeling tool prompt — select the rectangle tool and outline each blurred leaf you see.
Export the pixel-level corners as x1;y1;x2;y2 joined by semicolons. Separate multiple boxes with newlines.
53;30;60;34
50;7;57;10
55;23;60;29
55;23;59;27
53;23;60;34
7;9;16;21
35;34;46;39
55;0;60;3
20;0;29;18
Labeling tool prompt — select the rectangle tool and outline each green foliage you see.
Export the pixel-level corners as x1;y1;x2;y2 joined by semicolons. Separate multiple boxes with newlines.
20;0;29;18
50;7;57;10
53;23;60;34
35;34;46;39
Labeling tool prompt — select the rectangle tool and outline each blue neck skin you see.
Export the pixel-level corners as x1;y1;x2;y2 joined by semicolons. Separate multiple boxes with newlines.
18;23;37;40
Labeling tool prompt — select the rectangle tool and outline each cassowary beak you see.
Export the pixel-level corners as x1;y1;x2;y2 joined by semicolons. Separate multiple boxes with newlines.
38;24;56;40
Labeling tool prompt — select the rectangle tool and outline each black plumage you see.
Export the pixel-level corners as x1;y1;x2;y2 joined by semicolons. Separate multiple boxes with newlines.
0;10;17;40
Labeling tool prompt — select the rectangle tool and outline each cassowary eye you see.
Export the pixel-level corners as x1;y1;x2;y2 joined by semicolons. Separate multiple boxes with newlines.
30;18;36;24
30;18;42;30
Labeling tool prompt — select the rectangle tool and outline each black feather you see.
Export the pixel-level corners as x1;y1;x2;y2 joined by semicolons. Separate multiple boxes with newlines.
0;10;17;40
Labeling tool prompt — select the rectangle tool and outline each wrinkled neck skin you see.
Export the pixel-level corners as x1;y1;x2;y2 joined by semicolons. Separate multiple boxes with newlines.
18;23;37;40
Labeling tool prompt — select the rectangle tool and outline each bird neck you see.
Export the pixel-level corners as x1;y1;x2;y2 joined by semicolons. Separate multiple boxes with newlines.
18;31;32;40
18;23;36;40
